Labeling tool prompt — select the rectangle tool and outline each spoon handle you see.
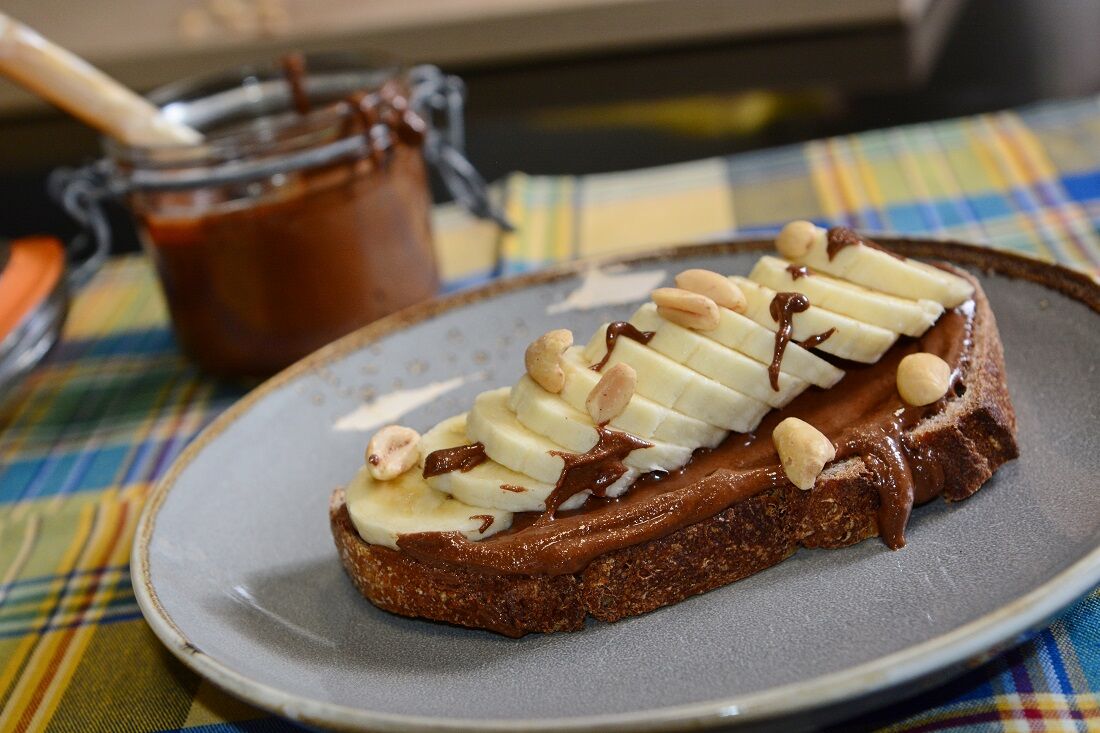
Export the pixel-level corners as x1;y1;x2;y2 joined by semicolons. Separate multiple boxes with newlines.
0;12;202;147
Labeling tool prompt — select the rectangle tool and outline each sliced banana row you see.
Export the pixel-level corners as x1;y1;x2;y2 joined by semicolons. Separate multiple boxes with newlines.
420;414;583;512
732;276;899;363
775;220;973;307
581;329;770;432
510;377;693;472
630;304;807;407
346;222;975;546
680;302;845;389
750;256;943;337
558;348;727;448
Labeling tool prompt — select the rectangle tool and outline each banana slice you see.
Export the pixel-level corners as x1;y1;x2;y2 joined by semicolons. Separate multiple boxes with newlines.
420;415;558;512
344;465;512;549
781;223;973;307
467;387;640;493
750;256;942;337
510;375;693;472
559;348;726;448
649;303;844;389
582;325;769;432
467;387;570;484
730;277;898;364
629;306;808;408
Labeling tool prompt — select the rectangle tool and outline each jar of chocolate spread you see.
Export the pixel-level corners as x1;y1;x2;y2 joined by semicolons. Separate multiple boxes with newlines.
84;56;501;377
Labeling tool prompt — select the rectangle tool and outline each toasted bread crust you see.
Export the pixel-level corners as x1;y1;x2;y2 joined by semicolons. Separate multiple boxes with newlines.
330;270;1018;637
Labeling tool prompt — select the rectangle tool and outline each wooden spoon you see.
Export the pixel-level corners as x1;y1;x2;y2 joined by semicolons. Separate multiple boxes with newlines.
0;12;202;146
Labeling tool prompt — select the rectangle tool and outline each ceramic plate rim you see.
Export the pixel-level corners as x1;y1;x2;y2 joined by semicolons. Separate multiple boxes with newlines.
131;238;1100;732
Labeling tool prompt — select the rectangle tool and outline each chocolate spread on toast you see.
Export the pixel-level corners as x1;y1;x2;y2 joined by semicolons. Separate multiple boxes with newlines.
398;300;974;575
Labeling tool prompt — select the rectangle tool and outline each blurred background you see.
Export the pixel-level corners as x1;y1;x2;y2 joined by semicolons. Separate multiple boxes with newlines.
2;0;1099;252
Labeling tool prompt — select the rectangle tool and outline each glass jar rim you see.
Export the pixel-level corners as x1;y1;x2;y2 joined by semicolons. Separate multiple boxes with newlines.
104;52;407;169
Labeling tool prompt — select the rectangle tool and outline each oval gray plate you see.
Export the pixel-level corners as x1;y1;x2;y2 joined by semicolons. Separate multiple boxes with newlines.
132;240;1100;732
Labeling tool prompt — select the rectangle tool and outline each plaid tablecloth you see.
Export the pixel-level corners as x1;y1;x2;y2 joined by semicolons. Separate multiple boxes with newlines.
2;97;1100;732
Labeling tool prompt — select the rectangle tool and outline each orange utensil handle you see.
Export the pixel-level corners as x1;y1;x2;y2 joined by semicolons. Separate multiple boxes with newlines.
0;236;66;342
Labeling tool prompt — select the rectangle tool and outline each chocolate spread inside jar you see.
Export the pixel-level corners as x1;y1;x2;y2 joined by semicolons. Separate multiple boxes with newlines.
112;57;438;376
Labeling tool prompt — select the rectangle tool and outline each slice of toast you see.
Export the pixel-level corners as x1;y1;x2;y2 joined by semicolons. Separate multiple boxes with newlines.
330;268;1017;637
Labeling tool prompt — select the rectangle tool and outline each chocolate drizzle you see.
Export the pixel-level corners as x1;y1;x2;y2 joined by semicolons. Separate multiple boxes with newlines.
798;327;836;350
281;53;426;170
767;292;810;390
280;52;312;115
422;443;488;477
540;426;652;520
780;267;832;349
470;515;495;534
827;227;905;261
345;91;387;167
345;85;428;169
500;484;527;493
837;416;952;549
590;322;655;371
786;264;810;280
377;80;428;146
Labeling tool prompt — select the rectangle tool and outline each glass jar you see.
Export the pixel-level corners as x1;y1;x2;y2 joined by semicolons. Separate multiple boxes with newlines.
106;57;439;377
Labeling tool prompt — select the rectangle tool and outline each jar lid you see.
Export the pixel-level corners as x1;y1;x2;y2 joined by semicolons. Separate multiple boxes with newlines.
149;53;403;140
55;62;507;224
106;54;408;168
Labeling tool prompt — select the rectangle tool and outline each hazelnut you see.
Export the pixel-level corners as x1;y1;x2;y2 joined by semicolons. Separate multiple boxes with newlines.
675;269;747;313
897;352;951;406
772;417;836;490
776;220;819;259
524;329;573;393
366;425;421;480
586;363;637;425
652;287;720;331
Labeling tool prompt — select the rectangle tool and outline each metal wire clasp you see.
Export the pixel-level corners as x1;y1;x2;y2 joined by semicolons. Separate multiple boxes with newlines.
46;160;114;289
409;66;511;230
